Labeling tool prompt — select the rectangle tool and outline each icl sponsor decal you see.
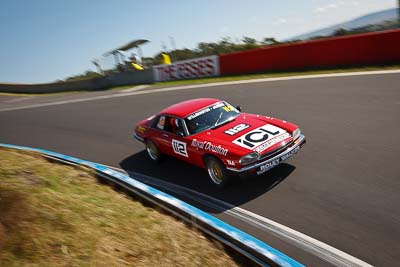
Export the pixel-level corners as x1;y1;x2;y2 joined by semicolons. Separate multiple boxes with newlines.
254;132;291;153
233;124;284;150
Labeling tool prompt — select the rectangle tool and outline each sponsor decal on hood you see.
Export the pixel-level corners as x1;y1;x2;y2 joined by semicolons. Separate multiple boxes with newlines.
224;123;250;136
232;124;290;153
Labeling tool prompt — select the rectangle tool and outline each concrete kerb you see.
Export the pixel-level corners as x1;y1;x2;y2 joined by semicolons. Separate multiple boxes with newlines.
0;143;304;267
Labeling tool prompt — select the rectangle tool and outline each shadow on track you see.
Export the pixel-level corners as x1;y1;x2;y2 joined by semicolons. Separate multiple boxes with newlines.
119;150;296;213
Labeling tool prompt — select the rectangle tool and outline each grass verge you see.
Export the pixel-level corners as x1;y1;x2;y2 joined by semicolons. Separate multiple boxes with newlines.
3;64;398;96
0;148;246;267
151;64;400;87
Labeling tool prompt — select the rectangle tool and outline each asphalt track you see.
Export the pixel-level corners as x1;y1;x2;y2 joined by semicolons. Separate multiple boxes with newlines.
1;72;399;266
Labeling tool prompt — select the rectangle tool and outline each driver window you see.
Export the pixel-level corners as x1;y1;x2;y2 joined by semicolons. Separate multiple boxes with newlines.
155;116;166;130
153;115;185;136
165;117;185;136
175;119;185;136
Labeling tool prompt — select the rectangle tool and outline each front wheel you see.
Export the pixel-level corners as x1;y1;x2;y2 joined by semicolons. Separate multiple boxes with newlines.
146;139;162;162
205;157;230;188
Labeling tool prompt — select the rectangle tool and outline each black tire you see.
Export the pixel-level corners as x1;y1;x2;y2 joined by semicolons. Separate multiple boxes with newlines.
146;139;162;162
205;156;230;188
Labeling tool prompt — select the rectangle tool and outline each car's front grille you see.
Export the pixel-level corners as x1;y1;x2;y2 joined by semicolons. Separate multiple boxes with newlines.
259;141;294;161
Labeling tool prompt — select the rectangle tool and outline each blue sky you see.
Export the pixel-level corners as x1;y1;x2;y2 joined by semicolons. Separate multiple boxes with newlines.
0;0;396;83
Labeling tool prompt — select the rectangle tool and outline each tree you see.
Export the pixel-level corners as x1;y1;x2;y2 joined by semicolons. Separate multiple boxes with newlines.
398;0;400;27
64;71;102;82
197;42;219;55
241;36;258;50
333;28;349;36
261;37;279;45
242;36;257;44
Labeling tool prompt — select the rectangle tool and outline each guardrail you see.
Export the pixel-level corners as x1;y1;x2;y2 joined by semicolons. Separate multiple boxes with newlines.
0;143;303;267
0;77;110;94
0;70;154;94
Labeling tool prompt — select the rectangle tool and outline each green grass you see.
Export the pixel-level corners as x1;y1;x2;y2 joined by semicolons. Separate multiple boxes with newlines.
2;64;399;96
0;90;83;97
0;85;143;96
151;64;400;87
110;85;142;91
0;148;246;267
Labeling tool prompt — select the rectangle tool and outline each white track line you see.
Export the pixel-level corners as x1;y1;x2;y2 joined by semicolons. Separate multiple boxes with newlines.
99;164;373;267
117;85;150;93
228;208;372;267
3;96;33;103
1;69;399;112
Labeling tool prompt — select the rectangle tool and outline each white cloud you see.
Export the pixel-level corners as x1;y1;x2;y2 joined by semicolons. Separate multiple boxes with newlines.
274;18;288;25
313;7;326;13
313;2;339;13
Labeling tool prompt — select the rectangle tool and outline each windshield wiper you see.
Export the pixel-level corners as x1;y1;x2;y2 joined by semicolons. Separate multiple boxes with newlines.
211;116;236;129
214;111;224;127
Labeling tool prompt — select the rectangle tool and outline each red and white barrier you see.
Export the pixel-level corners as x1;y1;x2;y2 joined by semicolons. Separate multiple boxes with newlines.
219;29;400;76
153;55;220;82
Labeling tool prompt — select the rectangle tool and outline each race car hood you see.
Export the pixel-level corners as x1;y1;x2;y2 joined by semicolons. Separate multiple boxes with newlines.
192;113;298;156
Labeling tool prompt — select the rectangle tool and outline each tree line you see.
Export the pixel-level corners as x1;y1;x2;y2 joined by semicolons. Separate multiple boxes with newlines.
141;36;281;68
64;19;399;81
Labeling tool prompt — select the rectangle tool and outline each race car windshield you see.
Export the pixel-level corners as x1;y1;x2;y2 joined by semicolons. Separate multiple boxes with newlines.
185;102;240;135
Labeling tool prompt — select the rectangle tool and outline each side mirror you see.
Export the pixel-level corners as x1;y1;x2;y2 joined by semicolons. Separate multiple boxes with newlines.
236;105;242;112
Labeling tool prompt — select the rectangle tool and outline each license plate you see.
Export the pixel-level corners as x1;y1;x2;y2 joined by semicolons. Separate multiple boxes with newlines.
256;146;300;175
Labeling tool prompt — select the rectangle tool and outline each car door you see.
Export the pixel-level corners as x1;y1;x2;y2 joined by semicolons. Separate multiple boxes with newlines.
162;116;191;160
147;115;174;155
169;117;204;167
149;115;203;165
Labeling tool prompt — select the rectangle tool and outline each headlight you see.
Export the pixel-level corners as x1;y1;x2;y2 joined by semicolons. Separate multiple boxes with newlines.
239;152;260;166
135;125;146;134
292;128;301;140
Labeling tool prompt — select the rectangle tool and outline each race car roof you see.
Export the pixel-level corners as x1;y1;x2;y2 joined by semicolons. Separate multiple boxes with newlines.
159;98;220;118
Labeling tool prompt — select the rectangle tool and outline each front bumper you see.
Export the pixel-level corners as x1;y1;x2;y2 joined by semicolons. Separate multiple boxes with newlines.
133;133;145;142
227;134;306;175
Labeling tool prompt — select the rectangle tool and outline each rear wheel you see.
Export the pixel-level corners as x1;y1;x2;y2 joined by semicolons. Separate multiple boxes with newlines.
205;156;230;188
146;139;161;162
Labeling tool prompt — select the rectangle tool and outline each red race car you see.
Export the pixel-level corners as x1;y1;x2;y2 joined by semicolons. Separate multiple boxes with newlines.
134;98;306;187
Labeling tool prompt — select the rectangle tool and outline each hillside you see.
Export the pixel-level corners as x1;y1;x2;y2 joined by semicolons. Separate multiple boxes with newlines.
291;8;398;40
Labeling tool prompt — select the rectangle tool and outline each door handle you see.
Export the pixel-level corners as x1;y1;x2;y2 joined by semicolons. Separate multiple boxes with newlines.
163;133;169;138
